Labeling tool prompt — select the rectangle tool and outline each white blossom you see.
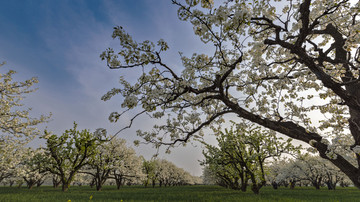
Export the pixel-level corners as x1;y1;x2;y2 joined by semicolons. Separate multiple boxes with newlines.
95;128;107;139
352;145;360;154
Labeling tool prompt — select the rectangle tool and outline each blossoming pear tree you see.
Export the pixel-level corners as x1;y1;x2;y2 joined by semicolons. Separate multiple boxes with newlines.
291;155;328;189
0;139;24;184
273;158;304;189
0;62;49;142
0;62;49;184
108;139;143;190
296;155;348;190
265;159;289;189
82;137;143;191
153;158;195;187
17;147;49;189
273;154;350;189
101;0;360;188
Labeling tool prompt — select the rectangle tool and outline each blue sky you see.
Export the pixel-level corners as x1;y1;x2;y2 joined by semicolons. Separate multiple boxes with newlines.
0;0;213;176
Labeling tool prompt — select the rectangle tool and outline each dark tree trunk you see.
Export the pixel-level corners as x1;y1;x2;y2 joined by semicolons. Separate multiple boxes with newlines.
62;183;70;192
36;177;45;187
144;179;149;188
326;181;335;190
95;175;106;191
116;176;123;190
240;181;248;192
52;177;61;188
90;178;96;188
17;183;22;188
313;183;321;190
272;182;278;190
290;181;296;189
24;178;36;190
96;183;102;191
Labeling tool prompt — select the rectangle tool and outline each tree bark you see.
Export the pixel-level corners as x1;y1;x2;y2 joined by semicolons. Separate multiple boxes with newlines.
271;182;278;190
290;181;296;190
96;183;102;191
62;183;69;192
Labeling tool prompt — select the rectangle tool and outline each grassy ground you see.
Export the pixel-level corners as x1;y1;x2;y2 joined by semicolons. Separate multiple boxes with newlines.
0;185;359;202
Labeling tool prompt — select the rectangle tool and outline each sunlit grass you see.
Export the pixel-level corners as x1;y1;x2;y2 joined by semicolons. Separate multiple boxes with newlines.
0;185;358;202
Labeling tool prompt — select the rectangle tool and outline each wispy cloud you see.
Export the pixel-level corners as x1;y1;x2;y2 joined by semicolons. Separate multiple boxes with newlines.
0;0;212;176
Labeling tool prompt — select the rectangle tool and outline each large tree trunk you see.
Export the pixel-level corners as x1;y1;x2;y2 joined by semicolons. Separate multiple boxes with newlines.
345;83;360;188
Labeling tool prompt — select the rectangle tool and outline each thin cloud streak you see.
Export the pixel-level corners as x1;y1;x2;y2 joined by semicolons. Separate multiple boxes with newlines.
0;0;212;176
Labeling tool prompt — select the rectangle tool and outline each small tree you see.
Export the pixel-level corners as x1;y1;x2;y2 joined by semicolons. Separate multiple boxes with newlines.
83;138;141;191
275;159;304;189
293;155;327;190
142;159;156;188
202;122;301;194
266;159;289;189
202;142;247;191
0;140;23;184
18;148;48;189
109;140;143;190
202;166;217;185
321;158;346;190
42;123;104;191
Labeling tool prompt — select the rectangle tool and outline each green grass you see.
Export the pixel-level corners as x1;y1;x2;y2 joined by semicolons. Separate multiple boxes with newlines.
0;185;359;202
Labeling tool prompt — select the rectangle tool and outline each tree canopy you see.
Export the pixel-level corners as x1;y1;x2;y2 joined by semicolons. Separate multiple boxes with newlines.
0;62;49;142
42;123;105;191
201;121;300;194
0;62;49;185
101;0;360;188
